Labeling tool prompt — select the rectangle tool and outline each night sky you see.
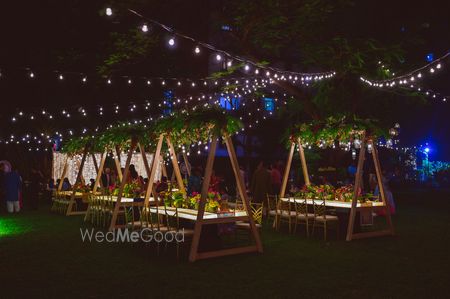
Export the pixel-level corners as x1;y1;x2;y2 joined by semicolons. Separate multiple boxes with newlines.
0;0;449;159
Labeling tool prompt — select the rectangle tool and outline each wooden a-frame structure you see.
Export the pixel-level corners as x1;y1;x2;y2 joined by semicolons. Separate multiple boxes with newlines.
279;136;395;241
188;135;263;262
108;134;186;231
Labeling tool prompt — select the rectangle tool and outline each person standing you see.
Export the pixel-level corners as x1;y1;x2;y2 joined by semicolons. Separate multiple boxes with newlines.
187;167;202;196
3;166;22;213
270;163;282;196
250;161;272;203
101;167;113;188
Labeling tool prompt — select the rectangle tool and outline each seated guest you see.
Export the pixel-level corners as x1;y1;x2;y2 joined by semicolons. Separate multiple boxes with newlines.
156;176;169;193
62;178;71;191
89;179;96;190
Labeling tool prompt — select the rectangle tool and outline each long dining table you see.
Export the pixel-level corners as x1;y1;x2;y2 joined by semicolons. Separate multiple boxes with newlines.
279;197;385;209
148;206;249;224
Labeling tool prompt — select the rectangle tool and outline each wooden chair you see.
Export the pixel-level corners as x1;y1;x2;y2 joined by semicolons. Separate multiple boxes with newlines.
312;199;339;241
293;198;314;237
275;198;296;233
266;194;278;225
235;202;263;230
163;206;194;259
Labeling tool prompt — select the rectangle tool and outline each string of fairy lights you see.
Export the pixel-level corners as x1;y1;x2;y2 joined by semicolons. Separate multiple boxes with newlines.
1;88;296;152
360;52;449;103
120;8;335;79
0;5;447;158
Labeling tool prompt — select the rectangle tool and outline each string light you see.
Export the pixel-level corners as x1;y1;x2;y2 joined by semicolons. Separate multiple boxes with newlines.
168;38;175;46
141;24;148;32
105;7;112;16
194;46;200;54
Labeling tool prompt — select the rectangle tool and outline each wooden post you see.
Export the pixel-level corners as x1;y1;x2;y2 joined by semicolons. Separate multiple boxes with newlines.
182;152;191;176
189;137;218;262
57;155;69;192
166;136;186;193
109;139;138;231
346;136;366;241
138;143;151;178
371;141;395;235
93;149;107;193
114;146;123;183
298;138;310;186
280;142;295;198
225;135;263;253
144;134;164;207
66;146;89;216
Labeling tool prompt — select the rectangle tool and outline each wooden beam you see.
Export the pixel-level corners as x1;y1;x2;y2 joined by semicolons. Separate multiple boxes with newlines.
66;145;89;216
166;136;186;193
225;135;263;253
109;139;138;231
346;135;366;241
138;142;151;178
298;138;310;186
57;155;69;192
371;142;395;235
189;137;218;262
144;134;164;207
93;149;107;193
182;152;191;176
280;142;295;198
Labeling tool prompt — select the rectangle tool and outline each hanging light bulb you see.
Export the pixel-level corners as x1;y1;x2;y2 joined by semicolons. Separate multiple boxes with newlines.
168;38;175;46
194;46;200;54
29;72;35;78
59;74;64;80
141;24;148;32
107;79;112;84
216;54;222;61
227;60;232;67
105;7;112;16
82;77;87;82
244;64;250;71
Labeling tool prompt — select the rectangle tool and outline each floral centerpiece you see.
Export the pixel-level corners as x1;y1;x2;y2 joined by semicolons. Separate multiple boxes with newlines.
294;184;335;200
186;191;222;213
205;191;221;213
73;183;90;193
164;191;187;208
334;185;354;202
113;181;142;198
335;185;377;203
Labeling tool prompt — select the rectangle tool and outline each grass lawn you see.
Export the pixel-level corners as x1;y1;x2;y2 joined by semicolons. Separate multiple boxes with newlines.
1;190;449;298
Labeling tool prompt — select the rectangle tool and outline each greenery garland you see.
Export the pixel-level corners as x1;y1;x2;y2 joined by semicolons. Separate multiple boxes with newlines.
61;108;243;154
287;116;388;148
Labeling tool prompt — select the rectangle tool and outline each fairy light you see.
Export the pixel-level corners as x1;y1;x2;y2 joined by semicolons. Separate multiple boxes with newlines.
168;38;175;46
105;7;113;16
194;46;200;54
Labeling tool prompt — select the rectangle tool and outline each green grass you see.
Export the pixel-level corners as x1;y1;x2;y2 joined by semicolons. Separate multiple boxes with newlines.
1;190;449;298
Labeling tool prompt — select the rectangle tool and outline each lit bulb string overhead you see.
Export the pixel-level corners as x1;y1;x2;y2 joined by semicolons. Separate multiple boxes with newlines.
2;89;293;148
6;75;290;123
360;52;449;90
121;8;335;80
0;65;286;88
